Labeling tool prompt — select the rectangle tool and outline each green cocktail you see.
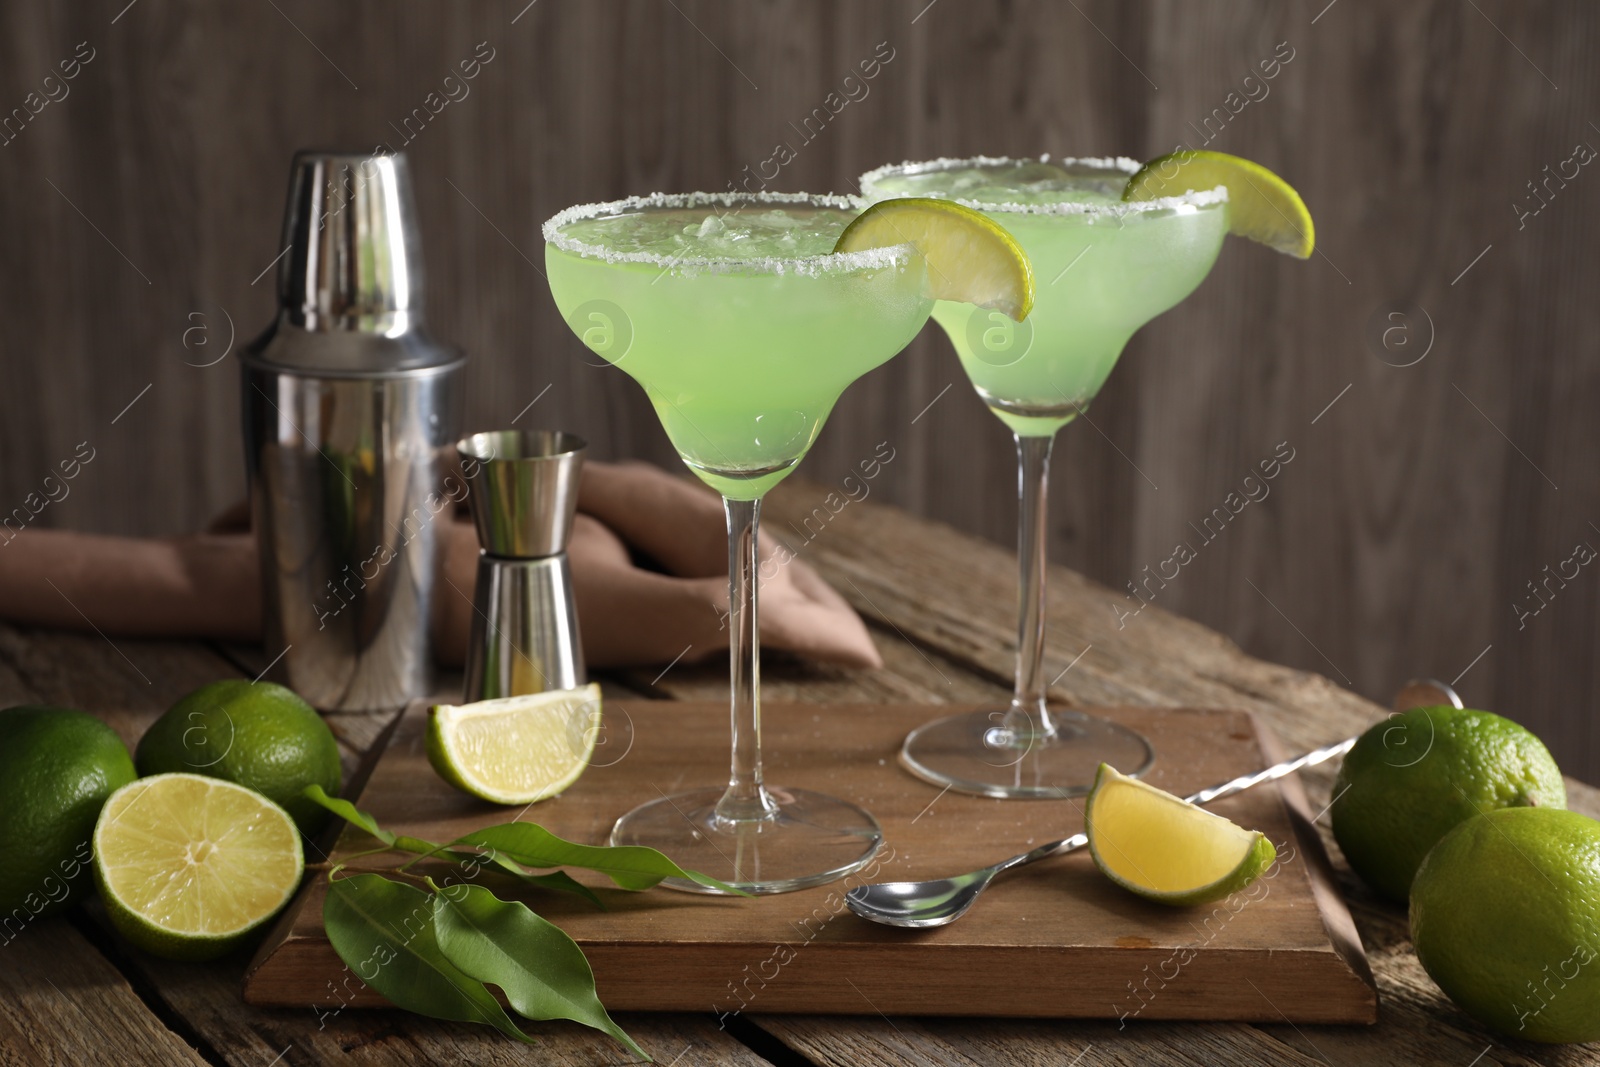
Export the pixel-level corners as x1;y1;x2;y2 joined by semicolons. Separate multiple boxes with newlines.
544;191;932;892
547;193;929;499
861;156;1229;798
868;156;1227;433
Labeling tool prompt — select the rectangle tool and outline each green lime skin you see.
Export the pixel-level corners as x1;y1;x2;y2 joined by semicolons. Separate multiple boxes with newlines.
425;709;473;797
0;706;136;921
1411;808;1600;1043
1332;706;1564;902
135;680;341;835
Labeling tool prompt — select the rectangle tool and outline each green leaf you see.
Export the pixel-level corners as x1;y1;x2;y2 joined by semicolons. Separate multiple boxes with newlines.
432;883;648;1061
393;834;447;855
322;874;531;1043
303;785;441;859
457;848;606;909
304;786;604;905
303;785;396;846
456;823;745;894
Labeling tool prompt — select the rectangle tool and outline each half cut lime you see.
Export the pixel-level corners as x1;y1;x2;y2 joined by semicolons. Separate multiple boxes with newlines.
94;773;304;961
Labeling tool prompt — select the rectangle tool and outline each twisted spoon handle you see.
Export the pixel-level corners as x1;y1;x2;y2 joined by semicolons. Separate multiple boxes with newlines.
988;735;1358;877
1182;735;1357;806
992;832;1087;874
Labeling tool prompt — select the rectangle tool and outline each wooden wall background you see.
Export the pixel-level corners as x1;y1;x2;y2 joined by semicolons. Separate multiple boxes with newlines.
3;2;1598;777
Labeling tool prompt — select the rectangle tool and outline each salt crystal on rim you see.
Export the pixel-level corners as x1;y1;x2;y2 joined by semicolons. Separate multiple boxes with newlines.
541;191;913;278
858;155;1228;218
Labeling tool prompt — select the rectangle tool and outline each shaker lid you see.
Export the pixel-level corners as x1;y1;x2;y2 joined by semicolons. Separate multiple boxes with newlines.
249;149;460;373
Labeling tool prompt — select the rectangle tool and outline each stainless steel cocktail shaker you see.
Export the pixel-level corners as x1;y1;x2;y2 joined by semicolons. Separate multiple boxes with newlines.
242;149;464;711
456;430;586;700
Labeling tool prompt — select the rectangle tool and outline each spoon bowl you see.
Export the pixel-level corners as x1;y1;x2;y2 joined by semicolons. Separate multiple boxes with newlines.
845;873;991;928
848;834;1086;928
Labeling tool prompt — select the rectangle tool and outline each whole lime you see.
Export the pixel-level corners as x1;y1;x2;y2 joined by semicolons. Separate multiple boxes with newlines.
135;680;341;835
1331;705;1563;901
0;706;136;920
1411;807;1600;1043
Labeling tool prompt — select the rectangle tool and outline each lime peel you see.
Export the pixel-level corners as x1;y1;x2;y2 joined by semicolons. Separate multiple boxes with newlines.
1411;807;1600;1044
134;679;341;836
0;705;136;918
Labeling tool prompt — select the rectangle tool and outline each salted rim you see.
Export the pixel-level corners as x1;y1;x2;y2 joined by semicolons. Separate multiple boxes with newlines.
858;154;1228;217
541;190;913;276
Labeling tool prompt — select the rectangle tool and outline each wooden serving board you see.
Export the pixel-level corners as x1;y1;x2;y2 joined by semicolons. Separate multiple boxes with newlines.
245;700;1376;1023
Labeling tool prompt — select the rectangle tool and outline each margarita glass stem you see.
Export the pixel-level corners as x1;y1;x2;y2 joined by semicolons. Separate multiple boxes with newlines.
716;495;782;824
1002;432;1061;741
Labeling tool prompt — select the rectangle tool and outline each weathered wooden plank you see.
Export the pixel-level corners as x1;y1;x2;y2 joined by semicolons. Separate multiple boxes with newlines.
763;476;1372;756
757;1015;1330;1067
0;627;242;751
128;947;775;1067
0;919;212;1067
618;629;1009;708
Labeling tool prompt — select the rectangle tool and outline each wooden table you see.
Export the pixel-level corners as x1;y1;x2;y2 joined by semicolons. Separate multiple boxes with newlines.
4;480;1595;1066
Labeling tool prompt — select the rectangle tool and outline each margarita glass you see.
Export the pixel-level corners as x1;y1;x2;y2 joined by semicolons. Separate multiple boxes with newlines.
861;156;1228;798
544;192;932;892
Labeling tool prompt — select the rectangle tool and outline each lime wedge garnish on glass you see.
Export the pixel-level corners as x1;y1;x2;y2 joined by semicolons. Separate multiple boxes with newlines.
1085;763;1276;906
834;197;1035;321
94;773;304;961
1123;150;1314;259
427;683;603;805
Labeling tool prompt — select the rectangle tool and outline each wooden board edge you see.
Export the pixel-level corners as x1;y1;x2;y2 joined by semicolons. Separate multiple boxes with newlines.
241;701;411;1004
243;864;327;1005
1250;712;1378;1023
245;898;1378;1023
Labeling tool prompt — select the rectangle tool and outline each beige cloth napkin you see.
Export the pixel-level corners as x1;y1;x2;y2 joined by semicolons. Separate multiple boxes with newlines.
0;460;881;671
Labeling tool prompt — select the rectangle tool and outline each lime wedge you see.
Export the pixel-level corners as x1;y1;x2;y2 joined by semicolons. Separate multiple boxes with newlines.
1085;763;1276;906
427;683;603;805
834;197;1035;321
1123;150;1314;259
93;773;304;961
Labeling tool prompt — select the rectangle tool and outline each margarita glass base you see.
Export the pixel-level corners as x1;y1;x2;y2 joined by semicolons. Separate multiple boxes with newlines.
609;786;883;894
899;707;1154;799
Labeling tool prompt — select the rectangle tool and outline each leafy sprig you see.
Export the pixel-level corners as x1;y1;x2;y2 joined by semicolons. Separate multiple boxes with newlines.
304;786;744;1058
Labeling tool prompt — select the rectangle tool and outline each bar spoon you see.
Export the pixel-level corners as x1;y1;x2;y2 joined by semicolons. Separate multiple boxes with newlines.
846;680;1462;928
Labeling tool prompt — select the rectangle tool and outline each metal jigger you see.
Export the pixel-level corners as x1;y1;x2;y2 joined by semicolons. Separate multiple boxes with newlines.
456;430;586;700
